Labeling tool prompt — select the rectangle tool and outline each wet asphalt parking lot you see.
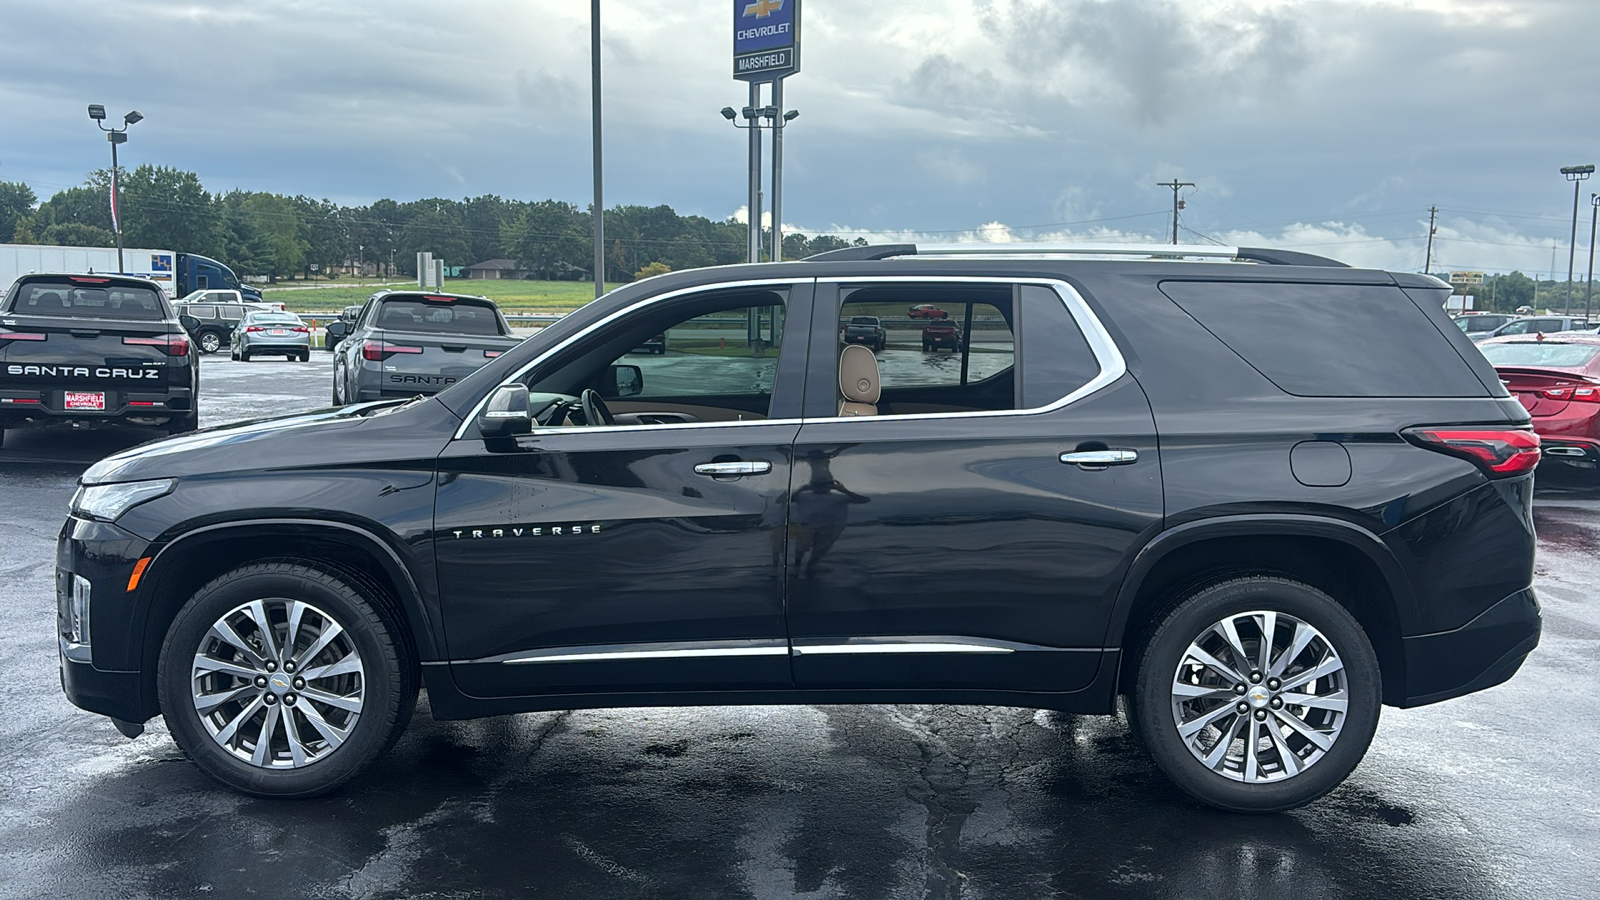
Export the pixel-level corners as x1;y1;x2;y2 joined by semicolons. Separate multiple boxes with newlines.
1;353;1597;899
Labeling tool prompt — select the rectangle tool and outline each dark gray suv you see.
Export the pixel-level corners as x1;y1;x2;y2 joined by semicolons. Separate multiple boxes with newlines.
327;291;522;405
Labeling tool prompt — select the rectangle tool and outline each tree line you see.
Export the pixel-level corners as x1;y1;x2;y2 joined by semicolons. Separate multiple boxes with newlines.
0;170;862;283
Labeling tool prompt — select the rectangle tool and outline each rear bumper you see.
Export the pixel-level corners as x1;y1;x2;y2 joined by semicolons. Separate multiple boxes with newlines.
1397;587;1541;707
0;385;193;421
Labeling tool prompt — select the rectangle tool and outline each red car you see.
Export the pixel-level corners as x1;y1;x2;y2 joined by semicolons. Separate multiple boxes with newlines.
1480;333;1600;467
907;304;949;320
921;323;962;352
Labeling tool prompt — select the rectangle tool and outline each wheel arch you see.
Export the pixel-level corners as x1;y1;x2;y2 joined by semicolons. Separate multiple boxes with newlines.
134;519;439;715
1108;515;1416;706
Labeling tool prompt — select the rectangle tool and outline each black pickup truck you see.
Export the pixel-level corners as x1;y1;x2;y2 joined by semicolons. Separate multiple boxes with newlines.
0;273;198;446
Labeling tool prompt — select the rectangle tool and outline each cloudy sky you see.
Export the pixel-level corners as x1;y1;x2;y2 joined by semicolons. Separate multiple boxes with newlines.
2;0;1597;274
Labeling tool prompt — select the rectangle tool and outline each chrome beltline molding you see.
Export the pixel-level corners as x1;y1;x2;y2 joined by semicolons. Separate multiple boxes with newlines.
455;635;1104;665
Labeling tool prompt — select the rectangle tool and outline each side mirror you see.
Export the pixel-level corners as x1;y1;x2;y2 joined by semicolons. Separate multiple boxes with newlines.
178;314;201;332
606;364;643;398
479;384;533;437
326;320;349;339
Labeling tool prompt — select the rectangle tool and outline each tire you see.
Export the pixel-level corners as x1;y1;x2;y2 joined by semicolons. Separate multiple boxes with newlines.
301;350;311;362
333;362;347;406
922;342;931;352
240;349;251;362
1127;576;1381;813
198;331;223;355
167;411;199;435
157;561;416;798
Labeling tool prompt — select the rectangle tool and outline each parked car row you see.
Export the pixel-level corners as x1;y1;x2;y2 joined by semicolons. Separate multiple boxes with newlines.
1454;312;1595;343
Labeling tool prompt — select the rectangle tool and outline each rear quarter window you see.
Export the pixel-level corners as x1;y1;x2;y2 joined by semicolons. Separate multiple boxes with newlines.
1159;281;1486;398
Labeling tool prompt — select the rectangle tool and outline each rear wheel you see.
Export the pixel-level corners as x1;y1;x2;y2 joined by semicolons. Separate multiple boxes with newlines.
333;361;347;405
158;562;415;797
198;331;223;355
1128;576;1381;812
167;411;199;435
240;349;251;362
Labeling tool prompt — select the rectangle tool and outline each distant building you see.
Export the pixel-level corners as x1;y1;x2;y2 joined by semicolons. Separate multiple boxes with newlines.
464;259;528;280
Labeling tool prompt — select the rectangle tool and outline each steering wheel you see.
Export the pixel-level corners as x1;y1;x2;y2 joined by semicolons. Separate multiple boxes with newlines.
579;389;616;427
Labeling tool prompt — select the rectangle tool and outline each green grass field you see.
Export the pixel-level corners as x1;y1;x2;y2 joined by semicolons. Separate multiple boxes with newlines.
264;279;607;313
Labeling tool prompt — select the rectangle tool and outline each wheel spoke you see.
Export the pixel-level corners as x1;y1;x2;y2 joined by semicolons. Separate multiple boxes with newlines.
1255;611;1277;674
1201;714;1245;770
1282;690;1348;713
1243;719;1261;781
1184;644;1247;685
252;703;281;766
1216;619;1254;676
193;654;259;680
247;600;280;661
1280;655;1345;694
283;706;309;766
194;681;257;714
1177;701;1238;740
284;600;308;663
294;620;344;669
1272;708;1334;752
302;651;361;681
300;686;362;713
1271;621;1316;678
210;620;267;665
1265;718;1303;777
1171;682;1237;702
298;700;351;749
214;695;266;745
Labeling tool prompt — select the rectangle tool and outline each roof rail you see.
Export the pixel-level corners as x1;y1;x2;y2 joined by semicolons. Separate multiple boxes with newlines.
803;242;1349;268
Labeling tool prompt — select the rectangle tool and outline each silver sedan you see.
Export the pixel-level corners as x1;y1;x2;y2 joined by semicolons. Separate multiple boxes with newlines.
231;310;311;362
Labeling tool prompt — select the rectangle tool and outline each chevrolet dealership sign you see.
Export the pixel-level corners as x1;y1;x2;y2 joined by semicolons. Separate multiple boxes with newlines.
734;0;800;81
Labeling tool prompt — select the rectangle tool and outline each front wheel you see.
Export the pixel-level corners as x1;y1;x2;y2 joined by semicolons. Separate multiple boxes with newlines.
157;562;416;797
1128;576;1381;812
198;331;223;355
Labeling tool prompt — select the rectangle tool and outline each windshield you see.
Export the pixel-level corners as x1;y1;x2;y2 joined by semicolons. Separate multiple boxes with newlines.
375;298;506;335
1480;342;1600;368
6;279;168;320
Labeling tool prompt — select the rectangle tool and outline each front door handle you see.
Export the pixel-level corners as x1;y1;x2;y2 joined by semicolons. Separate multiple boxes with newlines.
1059;449;1139;468
694;460;772;477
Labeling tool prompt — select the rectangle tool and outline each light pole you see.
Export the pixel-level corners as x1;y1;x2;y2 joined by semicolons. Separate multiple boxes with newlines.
722;104;763;263
770;102;798;262
590;0;605;298
87;104;142;275
1560;164;1594;314
1587;193;1599;323
721;102;799;263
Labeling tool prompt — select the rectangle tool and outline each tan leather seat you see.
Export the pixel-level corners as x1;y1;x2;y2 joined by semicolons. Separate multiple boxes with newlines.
838;344;881;416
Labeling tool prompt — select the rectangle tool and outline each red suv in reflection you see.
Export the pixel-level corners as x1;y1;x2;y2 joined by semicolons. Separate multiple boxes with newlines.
907;304;949;319
1480;333;1600;467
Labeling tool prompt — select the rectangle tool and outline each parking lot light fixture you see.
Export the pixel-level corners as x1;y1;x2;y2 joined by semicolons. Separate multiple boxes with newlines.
1586;193;1599;324
88;104;142;276
1561;164;1595;313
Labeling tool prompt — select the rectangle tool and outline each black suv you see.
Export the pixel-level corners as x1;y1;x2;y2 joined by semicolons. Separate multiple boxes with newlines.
57;244;1540;812
2;273;198;446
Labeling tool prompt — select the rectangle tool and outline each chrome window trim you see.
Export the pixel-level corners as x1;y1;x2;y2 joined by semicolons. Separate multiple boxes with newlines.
452;277;805;440
806;276;1127;423
452;275;1127;440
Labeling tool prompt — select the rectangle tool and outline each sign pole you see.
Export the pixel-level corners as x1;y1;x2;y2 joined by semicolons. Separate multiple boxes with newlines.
591;0;605;298
771;77;785;262
748;81;762;263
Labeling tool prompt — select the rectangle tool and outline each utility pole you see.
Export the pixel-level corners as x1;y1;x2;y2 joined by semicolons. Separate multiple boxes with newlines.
1423;206;1437;274
1156;179;1194;244
590;0;605;299
1586;193;1599;323
1560;165;1594;314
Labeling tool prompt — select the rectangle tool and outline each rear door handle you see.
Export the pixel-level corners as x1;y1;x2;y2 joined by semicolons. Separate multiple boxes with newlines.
1059;449;1139;468
694;461;772;477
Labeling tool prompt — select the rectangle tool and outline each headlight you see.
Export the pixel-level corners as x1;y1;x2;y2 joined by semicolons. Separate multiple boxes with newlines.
70;479;176;522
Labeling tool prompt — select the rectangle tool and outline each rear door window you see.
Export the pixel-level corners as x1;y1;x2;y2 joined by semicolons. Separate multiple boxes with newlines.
1160;281;1485;398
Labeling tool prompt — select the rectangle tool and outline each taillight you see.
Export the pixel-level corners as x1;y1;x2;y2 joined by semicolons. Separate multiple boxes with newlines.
1405;427;1541;477
0;330;47;343
483;349;501;358
291;326;309;333
244;325;265;333
122;335;189;356
363;341;424;361
1541;385;1600;402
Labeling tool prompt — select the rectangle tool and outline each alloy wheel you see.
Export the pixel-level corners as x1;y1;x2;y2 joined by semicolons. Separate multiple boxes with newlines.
200;332;221;354
1169;609;1348;783
190;597;366;768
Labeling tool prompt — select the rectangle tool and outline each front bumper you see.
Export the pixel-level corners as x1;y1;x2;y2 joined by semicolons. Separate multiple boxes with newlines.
56;516;159;724
1398;587;1541;707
